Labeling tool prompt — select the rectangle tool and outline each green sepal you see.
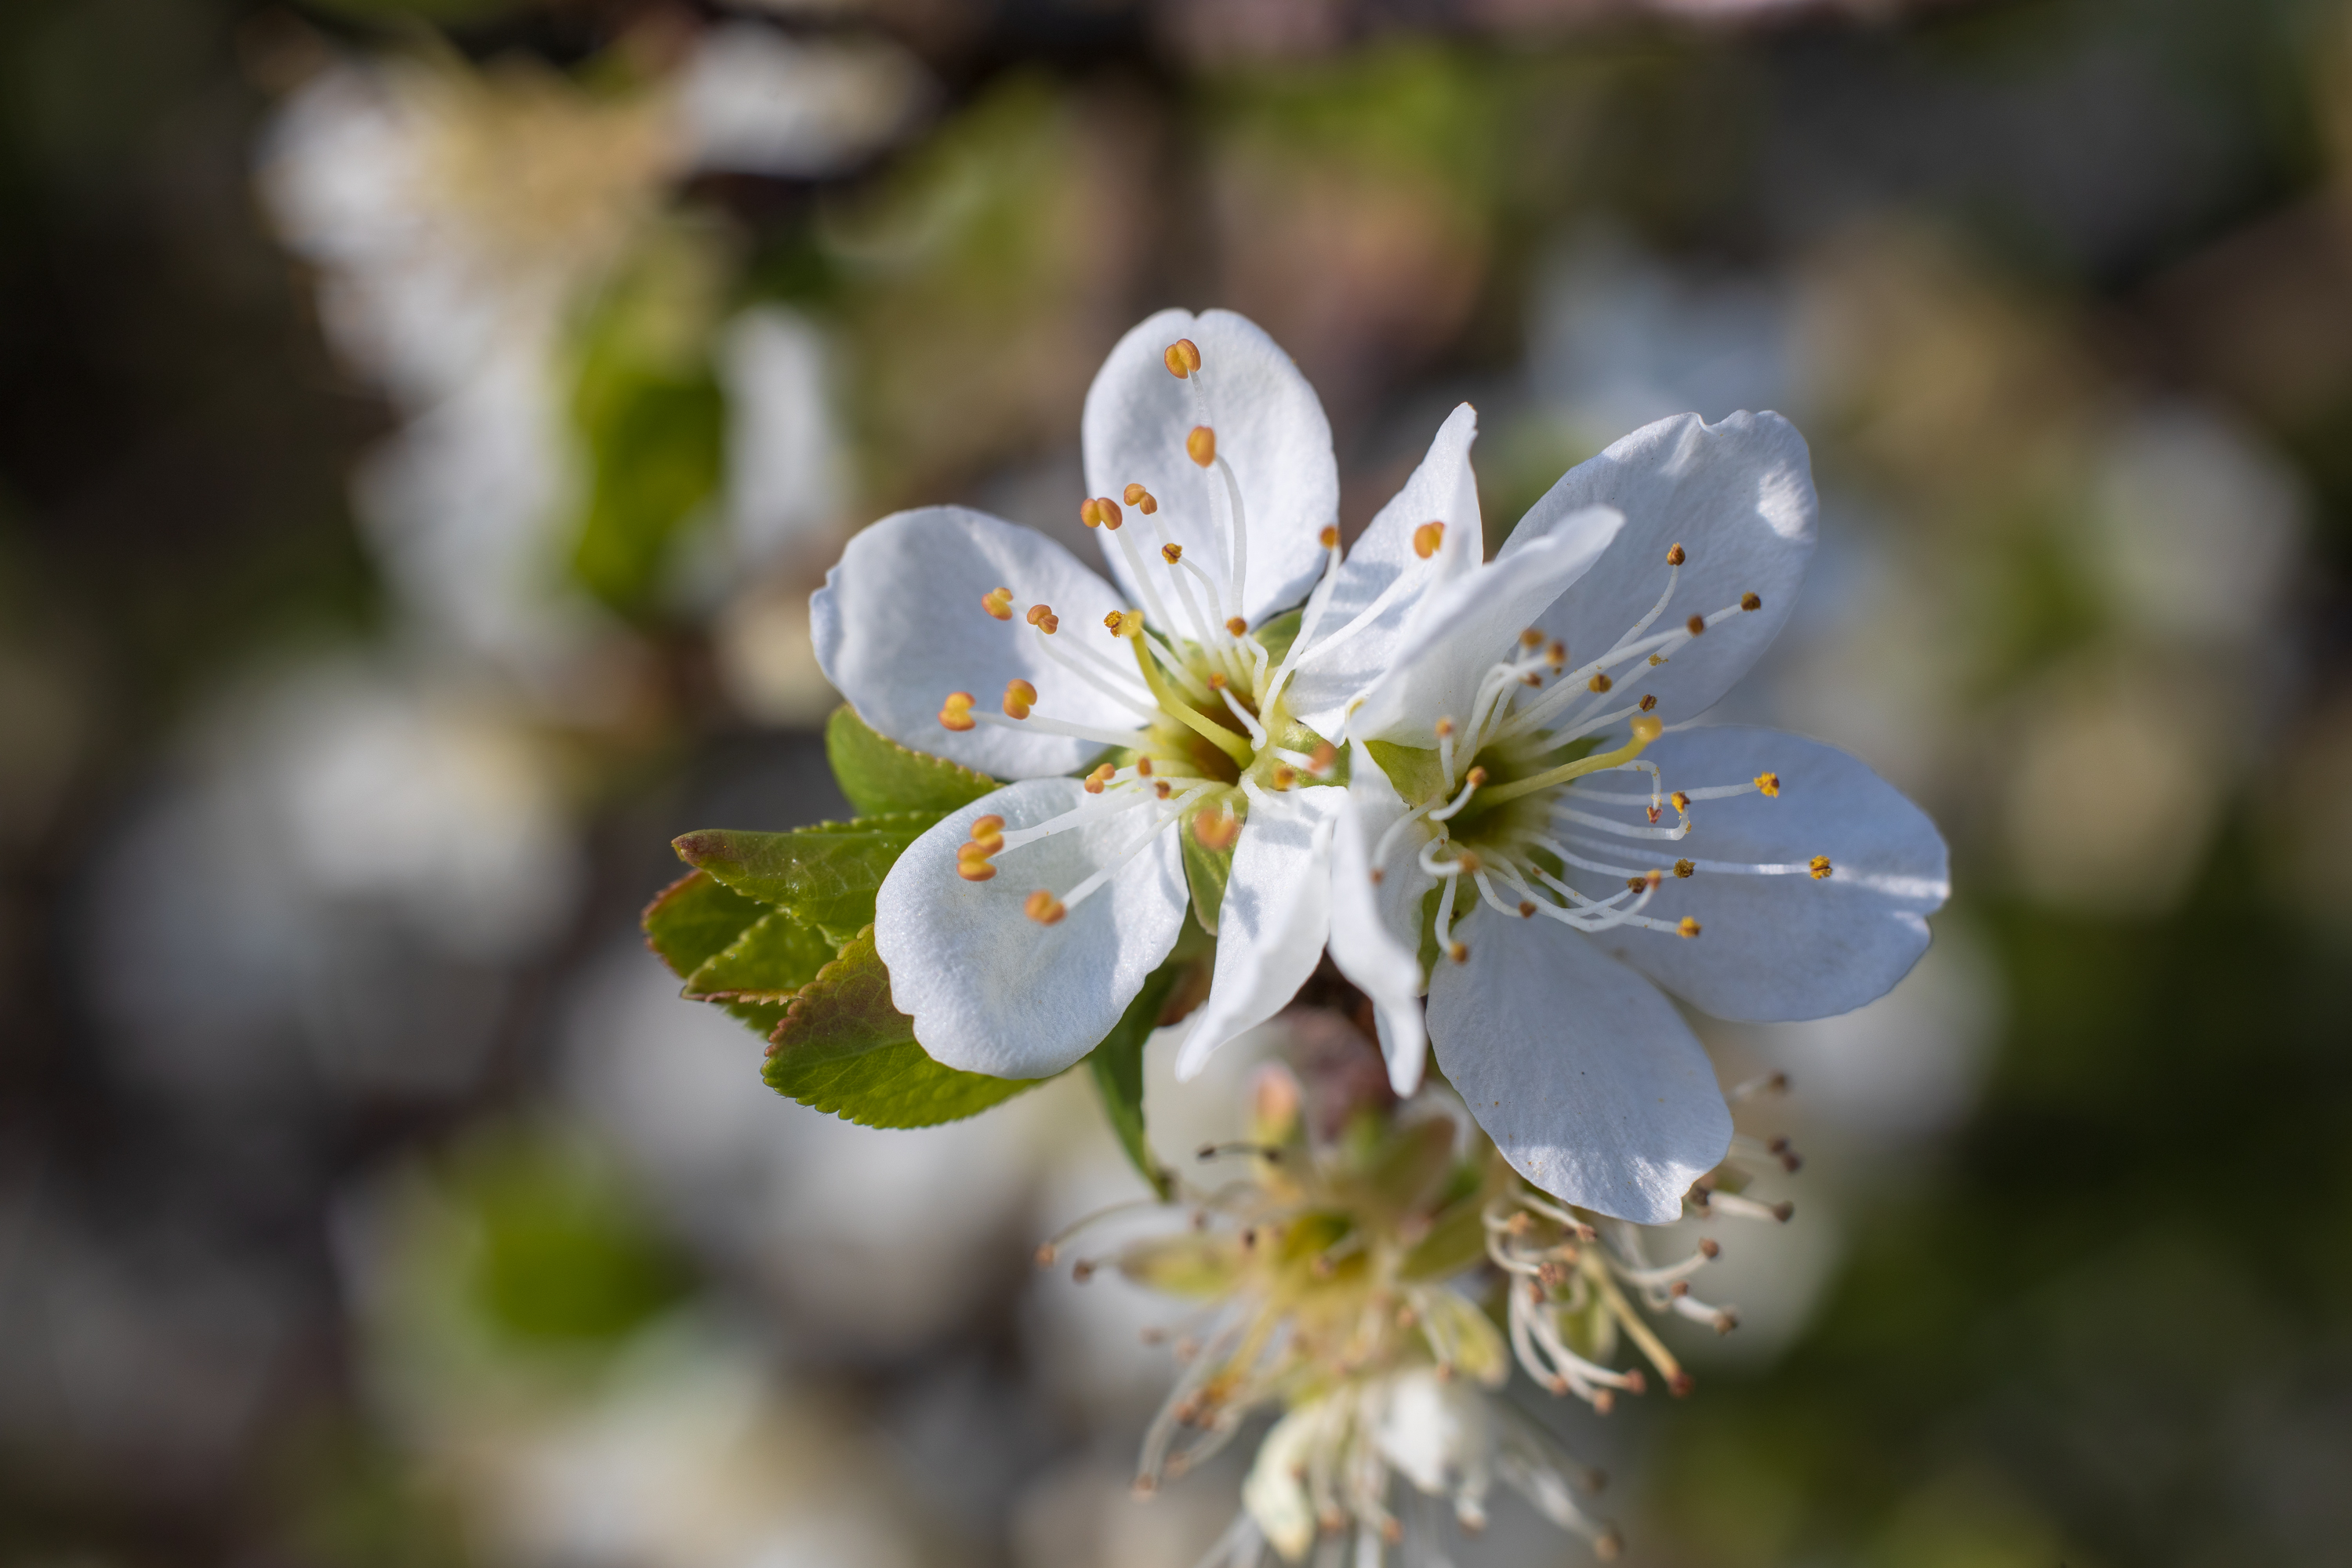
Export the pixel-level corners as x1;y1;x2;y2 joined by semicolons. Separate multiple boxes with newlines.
1087;960;1186;1200
824;704;1003;818
641;869;768;979
1365;740;1445;805
1250;607;1305;668
763;926;1043;1127
1181;829;1234;938
1399;1197;1489;1282
683;909;838;1002
671;815;931;945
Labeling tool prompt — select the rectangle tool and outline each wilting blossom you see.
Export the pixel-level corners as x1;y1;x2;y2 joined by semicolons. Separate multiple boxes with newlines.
1327;412;1950;1223
818;308;1498;1078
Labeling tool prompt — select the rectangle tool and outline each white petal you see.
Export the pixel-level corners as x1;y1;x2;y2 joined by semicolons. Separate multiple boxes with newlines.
1566;725;1949;1022
1346;507;1624;746
1327;744;1433;1094
1173;783;1346;1080
1428;916;1729;1225
1285;403;1481;737
1081;308;1337;627
811;506;1146;779
1504;412;1815;725
674;24;927;178
873;779;1188;1077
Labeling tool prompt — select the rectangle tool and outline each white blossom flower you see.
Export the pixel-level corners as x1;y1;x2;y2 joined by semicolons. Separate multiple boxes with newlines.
1327;412;1950;1223
817;309;1488;1078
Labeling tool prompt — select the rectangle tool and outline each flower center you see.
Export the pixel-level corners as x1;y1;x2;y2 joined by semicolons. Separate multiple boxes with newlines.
938;338;1345;923
1374;546;1828;964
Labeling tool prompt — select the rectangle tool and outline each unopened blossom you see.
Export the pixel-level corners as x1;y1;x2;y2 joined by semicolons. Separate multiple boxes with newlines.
822;310;1488;1076
1328;412;1950;1223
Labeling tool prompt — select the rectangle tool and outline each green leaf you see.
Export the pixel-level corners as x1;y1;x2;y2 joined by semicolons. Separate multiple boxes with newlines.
1087;960;1185;1200
764;927;1043;1127
683;909;838;1001
1180;829;1234;938
824;705;1003;818
672;815;931;944
642;870;768;980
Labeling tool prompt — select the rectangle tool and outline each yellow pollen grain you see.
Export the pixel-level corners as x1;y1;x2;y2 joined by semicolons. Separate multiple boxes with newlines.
1755;771;1781;797
1547;641;1566;668
1206;672;1227;689
1025;890;1066;924
1186;426;1216;467
1225;615;1247;636
1003;679;1037;719
1155;779;1171;799
1670;791;1690;812
1675;858;1694;878
1649;653;1664;666
982;586;1014;620
939;691;976;731
1639;694;1657;711
1458;851;1483;873
1319;525;1339;548
1626;876;1646;893
1434;717;1455;738
1740;591;1762;612
1588;671;1613;694
1667;543;1686;566
1272;766;1297;789
1161;542;1181;564
1412;521;1445;559
1678;916;1701;938
1809;855;1834;880
1164;338;1201;378
1447;941;1468;964
1517;900;1537;917
1686;613;1706;636
1466;766;1489;786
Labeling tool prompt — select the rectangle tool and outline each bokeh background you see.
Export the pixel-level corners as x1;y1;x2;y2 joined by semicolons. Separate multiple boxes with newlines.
5;0;2350;1563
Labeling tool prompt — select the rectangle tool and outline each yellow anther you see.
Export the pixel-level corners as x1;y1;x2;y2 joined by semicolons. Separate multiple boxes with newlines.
1523;671;1542;687
1630;713;1662;744
1308;742;1336;775
1104;608;1142;638
1669;790;1690;813
1095;495;1124;531
1003;679;1038;720
1083;763;1117;795
1458;851;1483;873
1271;766;1297;789
1546;641;1566;668
1644;867;1664;889
1225;615;1247;636
1639;693;1657;711
1446;941;1468;964
1588;671;1613;694
1517;899;1537;917
1206;672;1227;689
1465;766;1488;786
1025;890;1067;925
1192;804;1240;851
1755;771;1781;797
1134;757;1152;775
1686;613;1706;636
1124;482;1158;514
1025;604;1060;633
1154;779;1171;799
1674;858;1695;878
1434;717;1455;739
1667;543;1686;566
1161;543;1182;564
1026;603;1051;626
1809;855;1834;880
1186;426;1216;467
968;814;1005;852
957;843;996;871
1677;916;1702;938
939;691;977;732
982;586;1014;620
1164;338;1202;378
1520;628;1544;648
956;856;996;882
1626;876;1647;893
1740;591;1762;612
1648;653;1664;666
1080;497;1105;529
1412;521;1445;559
1319;525;1339;549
